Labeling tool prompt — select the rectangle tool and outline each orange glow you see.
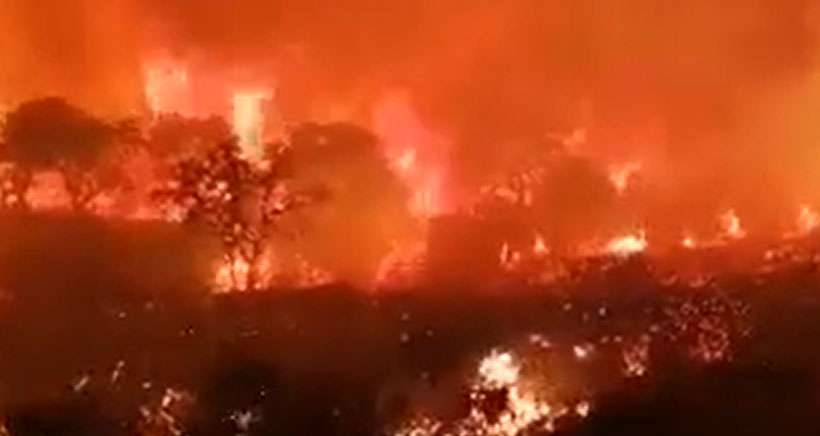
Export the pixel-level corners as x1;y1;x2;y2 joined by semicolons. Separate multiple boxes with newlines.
213;257;252;293
143;60;191;117
795;205;819;236
719;209;746;240
373;92;450;218
533;233;549;256
608;162;641;195
681;235;698;249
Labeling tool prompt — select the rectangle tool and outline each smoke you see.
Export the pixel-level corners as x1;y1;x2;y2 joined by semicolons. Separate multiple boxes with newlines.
4;0;820;235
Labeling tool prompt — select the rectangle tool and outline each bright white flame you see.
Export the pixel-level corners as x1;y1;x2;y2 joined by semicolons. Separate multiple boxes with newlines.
478;350;520;389
232;91;272;161
606;231;648;257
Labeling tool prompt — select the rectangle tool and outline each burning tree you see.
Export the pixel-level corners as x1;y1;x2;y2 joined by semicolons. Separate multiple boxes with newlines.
1;98;119;211
152;137;310;291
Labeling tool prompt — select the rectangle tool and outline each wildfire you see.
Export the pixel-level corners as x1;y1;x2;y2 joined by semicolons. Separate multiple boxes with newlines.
606;230;648;258
394;348;590;436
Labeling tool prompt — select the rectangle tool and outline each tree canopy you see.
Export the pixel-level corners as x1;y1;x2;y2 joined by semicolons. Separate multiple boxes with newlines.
2;97;114;170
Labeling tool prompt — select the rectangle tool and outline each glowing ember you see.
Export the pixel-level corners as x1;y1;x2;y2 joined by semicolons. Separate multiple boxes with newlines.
606;231;648;257
681;235;698;249
533;233;549;256
137;388;194;436
621;335;651;378
394;347;592;435
572;343;595;360
478;350;520;389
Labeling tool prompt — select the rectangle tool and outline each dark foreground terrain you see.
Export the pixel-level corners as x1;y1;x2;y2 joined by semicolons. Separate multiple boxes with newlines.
1;250;820;435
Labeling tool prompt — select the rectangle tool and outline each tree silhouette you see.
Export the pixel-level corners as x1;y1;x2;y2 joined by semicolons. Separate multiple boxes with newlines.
152;139;310;290
275;122;412;285
2;97;117;210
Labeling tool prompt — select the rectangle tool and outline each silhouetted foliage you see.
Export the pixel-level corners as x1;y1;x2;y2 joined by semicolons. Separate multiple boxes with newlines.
1;98;117;210
3;98;113;170
275;122;412;284
152;139;308;289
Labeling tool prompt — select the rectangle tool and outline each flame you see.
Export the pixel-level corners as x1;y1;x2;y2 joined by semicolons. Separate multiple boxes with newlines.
608;162;641;195
606;230;648;257
373;92;450;218
532;233;549;257
499;242;522;271
394;348;591;435
143;60;190;117
719;209;746;240
795;205;819;236
214;257;252;293
477;350;520;389
232;90;272;161
26;171;72;210
681;235;698;249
